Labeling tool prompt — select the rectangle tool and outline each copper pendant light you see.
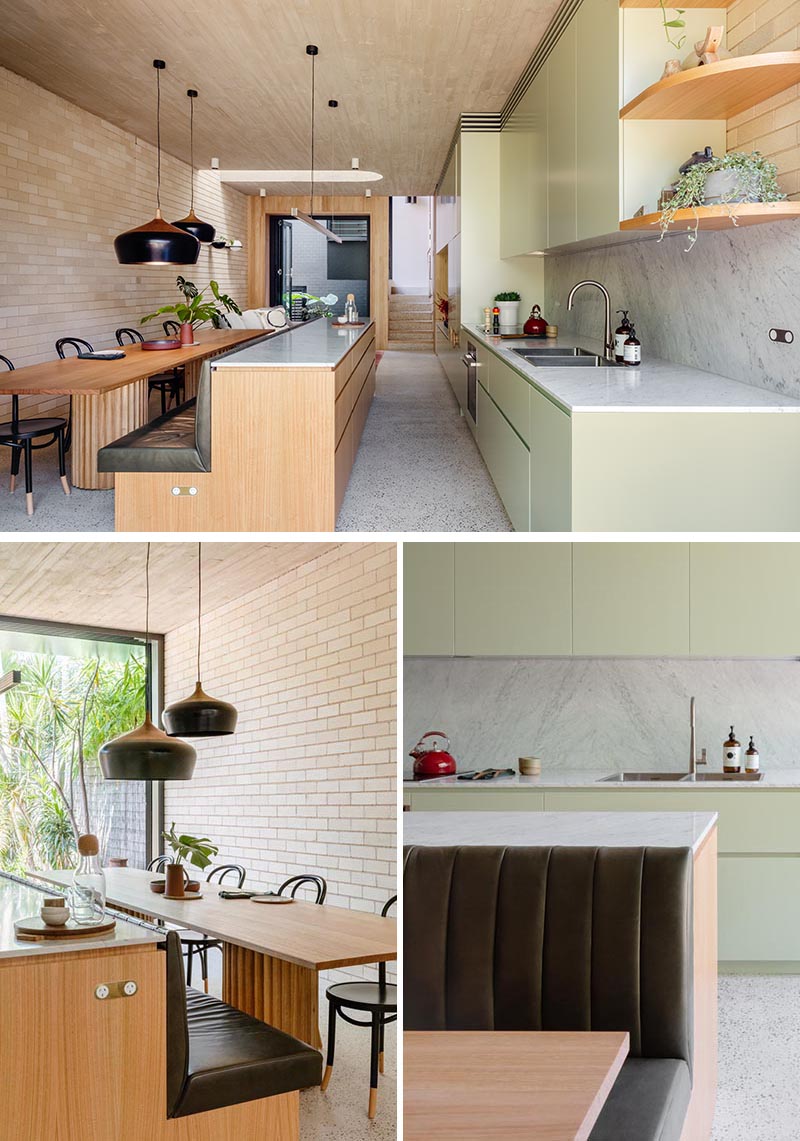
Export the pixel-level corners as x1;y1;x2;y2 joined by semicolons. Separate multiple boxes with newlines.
163;542;238;738
114;61;200;266
100;544;196;781
172;89;216;244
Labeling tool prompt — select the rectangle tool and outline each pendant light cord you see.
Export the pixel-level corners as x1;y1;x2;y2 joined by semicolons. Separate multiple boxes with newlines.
310;51;316;214
144;541;152;715
189;93;195;212
155;66;162;212
196;541;202;684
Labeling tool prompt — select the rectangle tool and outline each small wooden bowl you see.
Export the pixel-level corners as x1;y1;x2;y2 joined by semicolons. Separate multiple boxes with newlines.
150;879;166;894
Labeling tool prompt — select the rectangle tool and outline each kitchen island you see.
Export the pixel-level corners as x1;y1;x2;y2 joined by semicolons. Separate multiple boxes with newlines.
452;324;800;531
112;318;376;531
404;810;718;1141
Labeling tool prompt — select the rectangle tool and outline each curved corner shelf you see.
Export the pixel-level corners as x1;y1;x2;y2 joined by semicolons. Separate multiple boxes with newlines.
620;202;800;232
620;0;733;6
620;52;800;120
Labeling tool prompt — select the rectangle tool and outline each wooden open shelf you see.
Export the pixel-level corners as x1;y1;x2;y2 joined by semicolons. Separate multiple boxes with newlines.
620;202;800;232
620;53;800;120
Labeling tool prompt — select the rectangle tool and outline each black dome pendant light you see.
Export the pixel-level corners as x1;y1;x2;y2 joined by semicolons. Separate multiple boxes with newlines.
163;542;238;738
114;60;200;266
99;544;197;781
172;89;216;244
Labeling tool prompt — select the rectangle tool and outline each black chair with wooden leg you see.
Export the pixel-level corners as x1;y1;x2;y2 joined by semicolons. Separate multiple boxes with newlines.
321;895;397;1119
179;863;246;992
0;355;70;517
163;320;181;337
115;328;185;415
54;336;95;452
277;874;327;904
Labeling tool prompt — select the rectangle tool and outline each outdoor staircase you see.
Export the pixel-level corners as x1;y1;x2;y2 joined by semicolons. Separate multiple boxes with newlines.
387;293;434;351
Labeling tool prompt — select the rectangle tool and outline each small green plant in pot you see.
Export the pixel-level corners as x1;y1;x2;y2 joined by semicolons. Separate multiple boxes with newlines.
161;822;219;896
659;151;784;251
142;277;242;345
494;291;521;330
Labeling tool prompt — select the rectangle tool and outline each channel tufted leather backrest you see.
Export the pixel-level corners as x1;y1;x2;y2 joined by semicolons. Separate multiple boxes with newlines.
403;845;692;1069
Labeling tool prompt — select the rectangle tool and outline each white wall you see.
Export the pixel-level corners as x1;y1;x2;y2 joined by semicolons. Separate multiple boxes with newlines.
391;196;431;292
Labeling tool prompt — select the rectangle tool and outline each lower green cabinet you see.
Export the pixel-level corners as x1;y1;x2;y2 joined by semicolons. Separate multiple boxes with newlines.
718;856;800;962
530;386;572;532
476;383;530;531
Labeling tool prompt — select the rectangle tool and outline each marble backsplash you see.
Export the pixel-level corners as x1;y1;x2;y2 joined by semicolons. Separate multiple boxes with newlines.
543;218;800;400
403;657;800;775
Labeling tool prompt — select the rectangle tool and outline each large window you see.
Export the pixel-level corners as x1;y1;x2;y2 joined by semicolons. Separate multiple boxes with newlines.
0;619;161;874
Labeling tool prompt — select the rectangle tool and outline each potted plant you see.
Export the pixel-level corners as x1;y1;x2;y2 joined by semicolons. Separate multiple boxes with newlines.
160;822;219;898
142;277;242;346
657;0;686;78
436;295;449;329
494;291;521;330
659;151;785;250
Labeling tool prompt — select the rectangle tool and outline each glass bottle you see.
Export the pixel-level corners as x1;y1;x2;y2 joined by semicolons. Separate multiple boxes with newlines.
71;833;106;925
344;293;358;324
723;727;741;774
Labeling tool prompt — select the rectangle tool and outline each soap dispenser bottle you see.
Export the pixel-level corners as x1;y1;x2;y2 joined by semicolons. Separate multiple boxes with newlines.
614;311;631;362
723;726;741;773
623;325;642;367
745;736;760;774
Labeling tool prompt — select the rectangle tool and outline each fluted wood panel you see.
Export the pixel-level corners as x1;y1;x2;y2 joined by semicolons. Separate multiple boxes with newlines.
222;942;322;1051
73;378;148;489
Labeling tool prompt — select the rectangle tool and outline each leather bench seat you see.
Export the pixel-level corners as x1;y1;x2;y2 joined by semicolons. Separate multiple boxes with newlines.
97;397;208;474
173;988;322;1117
590;1058;691;1141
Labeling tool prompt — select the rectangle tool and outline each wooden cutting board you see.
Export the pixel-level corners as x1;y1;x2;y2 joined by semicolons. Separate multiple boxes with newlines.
14;916;116;941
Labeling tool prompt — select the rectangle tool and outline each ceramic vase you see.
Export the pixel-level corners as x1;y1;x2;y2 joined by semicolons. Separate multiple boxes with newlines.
179;322;195;347
165;862;186;897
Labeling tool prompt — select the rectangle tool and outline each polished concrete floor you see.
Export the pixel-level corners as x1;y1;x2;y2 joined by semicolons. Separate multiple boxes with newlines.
0;351;509;532
336;350;511;532
713;975;800;1140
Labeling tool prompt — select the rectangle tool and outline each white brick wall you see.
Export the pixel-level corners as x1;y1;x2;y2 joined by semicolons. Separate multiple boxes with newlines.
0;66;249;417
727;0;800;199
163;542;397;977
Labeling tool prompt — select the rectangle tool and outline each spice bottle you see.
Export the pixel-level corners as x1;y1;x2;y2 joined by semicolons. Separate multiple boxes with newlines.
492;307;500;335
745;736;760;774
623;325;642;367
723;727;741;773
484;307;492;333
614;310;632;362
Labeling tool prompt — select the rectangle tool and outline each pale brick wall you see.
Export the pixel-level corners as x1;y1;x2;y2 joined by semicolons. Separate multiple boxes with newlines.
0;66;249;417
163;542;397;979
727;0;800;199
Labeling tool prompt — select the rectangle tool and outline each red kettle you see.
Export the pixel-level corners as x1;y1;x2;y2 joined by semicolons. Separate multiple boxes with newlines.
410;731;457;780
523;304;547;337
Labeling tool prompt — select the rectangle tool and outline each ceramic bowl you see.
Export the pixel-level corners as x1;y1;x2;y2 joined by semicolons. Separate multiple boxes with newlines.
40;905;69;927
150;879;166;894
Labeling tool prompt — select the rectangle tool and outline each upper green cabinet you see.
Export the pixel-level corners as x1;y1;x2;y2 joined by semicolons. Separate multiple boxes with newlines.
404;543;454;655
690;543;800;657
500;65;548;258
546;22;577;248
573;543;690;655
454;543;572;656
575;0;620;241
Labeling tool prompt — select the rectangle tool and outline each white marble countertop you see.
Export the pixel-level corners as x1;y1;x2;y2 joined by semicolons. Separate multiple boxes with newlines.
464;325;800;413
213;317;374;370
404;810;717;853
0;874;161;959
404;769;800;788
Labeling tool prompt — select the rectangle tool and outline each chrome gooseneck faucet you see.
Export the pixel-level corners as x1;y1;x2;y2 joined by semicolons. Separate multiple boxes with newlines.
567;279;615;361
688;696;708;779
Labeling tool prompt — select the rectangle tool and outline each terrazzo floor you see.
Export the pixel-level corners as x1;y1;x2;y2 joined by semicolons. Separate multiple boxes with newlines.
336;350;511;532
713;975;800;1140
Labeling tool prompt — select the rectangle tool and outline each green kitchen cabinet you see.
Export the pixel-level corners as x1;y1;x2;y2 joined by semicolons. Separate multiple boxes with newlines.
403;542;454;656
529;384;572;532
546;22;577;247
476;384;530;532
454;542;572;655
575;0;620;240
406;789;546;812
690;543;800;657
500;65;549;257
487;357;531;445
572;543;690;655
718;857;800;962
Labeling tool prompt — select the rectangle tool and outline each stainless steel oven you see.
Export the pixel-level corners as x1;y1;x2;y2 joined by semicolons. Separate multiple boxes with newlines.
463;341;478;427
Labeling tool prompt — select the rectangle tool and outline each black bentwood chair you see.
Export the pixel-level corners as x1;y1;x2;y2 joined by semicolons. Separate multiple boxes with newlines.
163;320;181;337
0;355;70;516
321;896;397;1119
54;335;97;452
115;327;185;415
179;864;247;991
277;874;327;904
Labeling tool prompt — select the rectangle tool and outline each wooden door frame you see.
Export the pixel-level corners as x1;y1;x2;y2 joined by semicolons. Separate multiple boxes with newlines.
247;195;389;350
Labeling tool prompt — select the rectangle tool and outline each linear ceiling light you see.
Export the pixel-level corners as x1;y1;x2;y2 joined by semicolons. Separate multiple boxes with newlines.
216;169;382;183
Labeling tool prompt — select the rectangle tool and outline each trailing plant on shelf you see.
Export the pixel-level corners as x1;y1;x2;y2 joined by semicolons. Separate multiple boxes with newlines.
141;276;242;332
659;151;784;251
162;822;219;871
658;0;686;53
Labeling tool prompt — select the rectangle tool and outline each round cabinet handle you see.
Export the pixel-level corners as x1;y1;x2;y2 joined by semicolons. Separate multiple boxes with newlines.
95;984;109;1000
123;981;138;997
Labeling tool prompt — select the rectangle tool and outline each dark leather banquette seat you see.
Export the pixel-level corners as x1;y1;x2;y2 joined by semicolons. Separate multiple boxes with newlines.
403;845;693;1141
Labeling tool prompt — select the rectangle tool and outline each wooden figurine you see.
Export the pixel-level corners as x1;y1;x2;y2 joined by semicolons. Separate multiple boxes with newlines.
682;26;726;70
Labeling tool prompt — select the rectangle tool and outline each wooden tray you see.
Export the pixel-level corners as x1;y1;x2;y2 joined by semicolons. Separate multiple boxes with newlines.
141;338;181;351
163;892;203;901
331;321;366;327
15;916;116;941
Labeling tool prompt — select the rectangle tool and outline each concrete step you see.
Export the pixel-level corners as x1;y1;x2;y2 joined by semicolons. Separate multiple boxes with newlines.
386;340;435;352
389;319;433;333
389;298;433;312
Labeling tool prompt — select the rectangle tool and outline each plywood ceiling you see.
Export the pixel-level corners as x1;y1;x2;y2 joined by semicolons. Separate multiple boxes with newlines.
0;0;561;194
0;542;342;634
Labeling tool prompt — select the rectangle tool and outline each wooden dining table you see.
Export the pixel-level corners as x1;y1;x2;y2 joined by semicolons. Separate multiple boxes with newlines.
1;329;267;490
404;1030;629;1141
31;867;396;1052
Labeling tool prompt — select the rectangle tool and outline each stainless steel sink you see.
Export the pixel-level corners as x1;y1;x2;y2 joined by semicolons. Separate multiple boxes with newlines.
512;347;620;368
692;771;764;782
513;346;596;357
598;772;692;783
